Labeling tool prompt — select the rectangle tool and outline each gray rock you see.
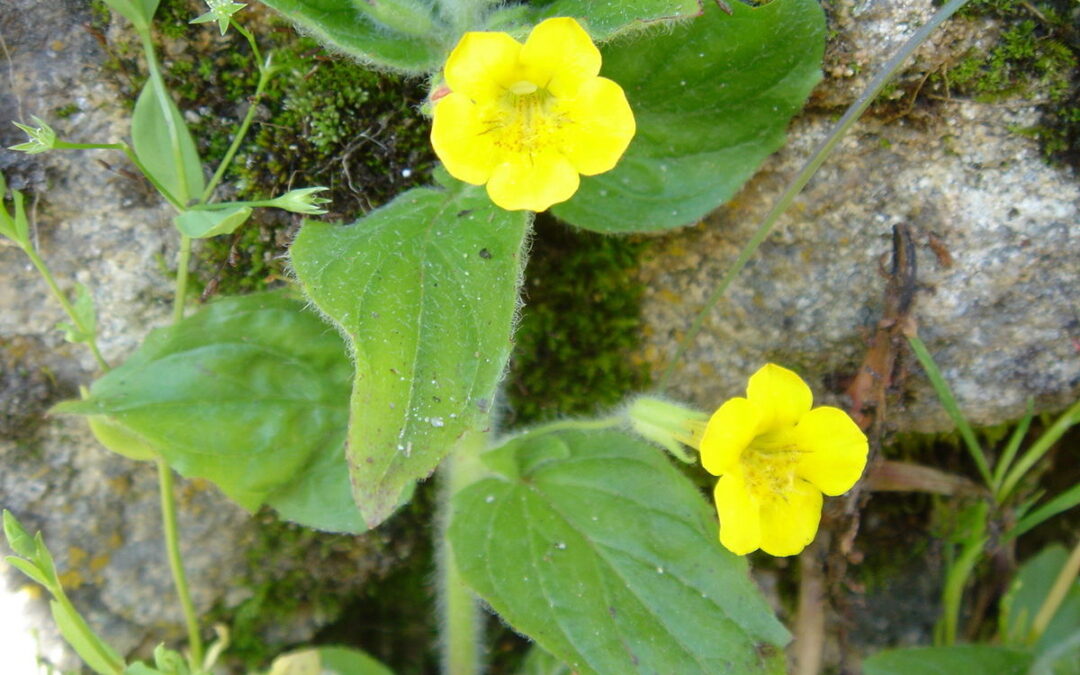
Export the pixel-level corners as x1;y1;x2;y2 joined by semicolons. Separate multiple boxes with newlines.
640;0;1079;432
0;1;396;670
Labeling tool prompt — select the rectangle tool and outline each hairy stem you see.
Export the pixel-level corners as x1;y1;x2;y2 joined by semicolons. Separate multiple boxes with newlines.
438;432;488;675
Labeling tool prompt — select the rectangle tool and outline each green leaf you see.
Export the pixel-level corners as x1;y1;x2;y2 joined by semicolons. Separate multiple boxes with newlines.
124;664;165;675
290;181;529;528
5;556;51;588
131;79;205;205
57;283;98;343
1011;483;1080;539
552;0;825;232
3;510;37;559
259;0;445;73
350;0;436;38
86;415;159;462
53;292;366;533
510;0;700;41
100;0;161;28
449;426;789;674
173;206;252;238
268;646;394;675
1002;545;1080;655
862;645;1033;675
516;645;572;675
50;599;126;675
152;644;189;675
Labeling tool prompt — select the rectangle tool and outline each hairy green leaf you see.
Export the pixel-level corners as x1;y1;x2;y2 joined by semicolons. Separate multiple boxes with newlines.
863;645;1033;675
290;180;529;528
516;645;572;675
553;0;825;232
173;206;252;238
259;0;445;73
131;80;205;205
487;0;700;41
53;292;364;533
450;426;788;674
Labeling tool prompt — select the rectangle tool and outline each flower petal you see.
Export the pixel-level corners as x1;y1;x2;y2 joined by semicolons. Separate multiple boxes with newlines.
519;17;601;97
794;406;868;496
486;150;579;211
556;77;636;176
431;93;500;185
700;397;761;476
714;471;761;556
444;31;522;101
758;478;822;557
746;363;813;432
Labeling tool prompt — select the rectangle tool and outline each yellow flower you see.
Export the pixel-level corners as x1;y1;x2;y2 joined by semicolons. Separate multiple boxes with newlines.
430;17;635;212
700;364;868;557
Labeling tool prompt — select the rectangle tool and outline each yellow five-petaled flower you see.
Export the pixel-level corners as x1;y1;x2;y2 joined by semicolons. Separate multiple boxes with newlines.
430;17;636;212
700;364;869;557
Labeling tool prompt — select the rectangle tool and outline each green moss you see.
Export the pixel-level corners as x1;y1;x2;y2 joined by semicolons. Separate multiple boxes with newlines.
52;103;80;119
504;215;652;428
943;0;1079;166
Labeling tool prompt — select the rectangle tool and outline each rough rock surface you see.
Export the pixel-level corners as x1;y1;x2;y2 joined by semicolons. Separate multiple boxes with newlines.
640;0;1079;432
0;1;395;669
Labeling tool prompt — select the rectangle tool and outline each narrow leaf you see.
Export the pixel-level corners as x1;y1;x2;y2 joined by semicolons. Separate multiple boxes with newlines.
173;206;252;238
3;510;37;558
290;181;529;528
1010;483;1080;540
131;80;205;205
863;645;1033;675
50;599;126;675
5;556;51;588
53;292;365;533
450;426;788;674
552;0;826;232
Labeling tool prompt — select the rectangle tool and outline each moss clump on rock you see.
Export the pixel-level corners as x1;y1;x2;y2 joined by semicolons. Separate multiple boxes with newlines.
947;0;1079;166
504;216;652;428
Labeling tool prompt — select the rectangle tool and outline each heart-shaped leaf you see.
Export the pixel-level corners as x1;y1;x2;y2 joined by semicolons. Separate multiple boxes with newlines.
260;0;445;73
450;426;789;674
552;0;825;232
290;179;529;528
54;292;365;533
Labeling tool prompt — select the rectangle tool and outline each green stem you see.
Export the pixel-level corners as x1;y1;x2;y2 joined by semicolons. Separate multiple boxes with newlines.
1029;539;1080;644
940;535;987;645
199;48;272;203
54;141;186;210
438;432;487;675
990;399;1034;495
156;458;204;670
657;0;972;391
997;398;1080;502
172;235;193;323
22;245;110;372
